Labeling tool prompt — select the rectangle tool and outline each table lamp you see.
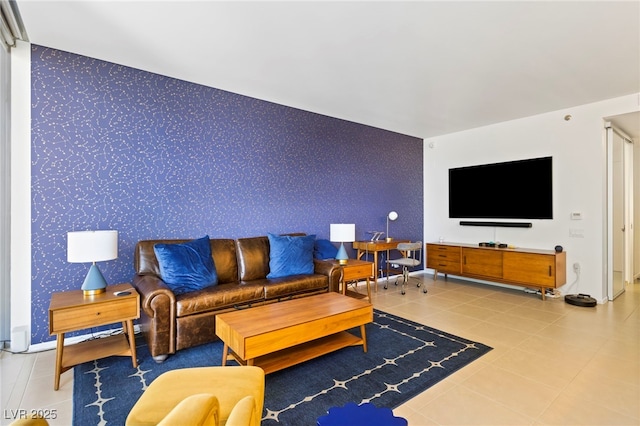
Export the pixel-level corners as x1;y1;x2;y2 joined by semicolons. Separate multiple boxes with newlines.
67;230;118;296
386;211;398;242
330;223;355;265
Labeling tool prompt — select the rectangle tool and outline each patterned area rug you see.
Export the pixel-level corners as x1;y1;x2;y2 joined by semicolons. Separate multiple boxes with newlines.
74;309;491;425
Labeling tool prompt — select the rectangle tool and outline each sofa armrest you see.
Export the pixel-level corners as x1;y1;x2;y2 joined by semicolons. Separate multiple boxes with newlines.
313;259;341;293
132;274;177;360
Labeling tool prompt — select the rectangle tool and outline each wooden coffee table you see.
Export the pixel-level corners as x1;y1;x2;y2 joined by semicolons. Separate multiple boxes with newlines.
215;292;373;374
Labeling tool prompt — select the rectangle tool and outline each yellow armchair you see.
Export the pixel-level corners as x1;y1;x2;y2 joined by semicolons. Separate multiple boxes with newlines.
126;366;265;426
9;416;49;426
157;394;219;426
225;396;258;426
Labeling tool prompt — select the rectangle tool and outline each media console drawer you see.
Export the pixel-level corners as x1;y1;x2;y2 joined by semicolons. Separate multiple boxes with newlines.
426;242;566;300
426;243;461;274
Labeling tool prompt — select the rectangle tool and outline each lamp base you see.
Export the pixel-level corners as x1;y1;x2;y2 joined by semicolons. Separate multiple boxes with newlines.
83;288;106;297
336;242;349;265
81;264;108;297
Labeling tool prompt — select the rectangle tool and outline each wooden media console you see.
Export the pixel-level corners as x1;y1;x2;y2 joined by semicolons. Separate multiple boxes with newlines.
426;242;566;300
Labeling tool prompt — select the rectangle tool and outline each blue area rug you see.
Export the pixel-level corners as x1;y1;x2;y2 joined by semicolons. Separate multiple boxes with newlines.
73;310;492;425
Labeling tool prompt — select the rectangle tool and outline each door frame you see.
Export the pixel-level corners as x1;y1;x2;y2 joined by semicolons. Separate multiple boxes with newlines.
605;121;634;300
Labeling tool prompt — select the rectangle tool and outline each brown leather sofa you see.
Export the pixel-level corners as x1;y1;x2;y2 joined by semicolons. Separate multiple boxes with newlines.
132;234;341;362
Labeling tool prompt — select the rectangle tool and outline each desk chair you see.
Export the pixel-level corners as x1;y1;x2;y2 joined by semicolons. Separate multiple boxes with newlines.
385;241;426;295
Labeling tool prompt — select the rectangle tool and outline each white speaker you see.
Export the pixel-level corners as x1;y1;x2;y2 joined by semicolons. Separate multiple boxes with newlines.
11;325;29;352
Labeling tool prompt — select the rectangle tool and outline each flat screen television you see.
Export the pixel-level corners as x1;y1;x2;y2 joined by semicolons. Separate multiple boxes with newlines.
448;156;553;220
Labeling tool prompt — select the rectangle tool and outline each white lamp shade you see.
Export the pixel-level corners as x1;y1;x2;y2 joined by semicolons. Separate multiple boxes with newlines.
67;230;118;263
330;224;355;243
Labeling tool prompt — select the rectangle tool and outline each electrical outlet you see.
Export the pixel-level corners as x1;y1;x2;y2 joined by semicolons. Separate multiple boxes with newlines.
573;262;580;273
569;229;584;238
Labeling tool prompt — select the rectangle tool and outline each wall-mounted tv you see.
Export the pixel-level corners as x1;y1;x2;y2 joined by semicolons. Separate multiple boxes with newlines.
449;156;553;220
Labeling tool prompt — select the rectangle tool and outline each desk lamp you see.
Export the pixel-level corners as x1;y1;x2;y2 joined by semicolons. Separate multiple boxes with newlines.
386;211;398;242
330;223;355;265
67;230;118;296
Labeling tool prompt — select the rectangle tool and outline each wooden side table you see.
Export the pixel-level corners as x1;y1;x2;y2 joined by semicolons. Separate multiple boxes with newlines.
332;259;374;302
48;283;140;390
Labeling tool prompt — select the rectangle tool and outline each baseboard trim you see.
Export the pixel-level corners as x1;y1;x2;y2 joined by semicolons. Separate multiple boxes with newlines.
24;324;141;354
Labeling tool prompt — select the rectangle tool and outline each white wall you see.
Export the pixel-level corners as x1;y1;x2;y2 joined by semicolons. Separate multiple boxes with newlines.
423;94;640;302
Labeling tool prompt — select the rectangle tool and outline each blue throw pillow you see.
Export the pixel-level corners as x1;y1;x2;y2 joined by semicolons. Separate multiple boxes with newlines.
154;236;218;295
267;233;316;278
314;238;338;260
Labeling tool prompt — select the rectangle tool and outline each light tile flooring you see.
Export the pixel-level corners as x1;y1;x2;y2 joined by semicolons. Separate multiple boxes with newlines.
2;275;639;425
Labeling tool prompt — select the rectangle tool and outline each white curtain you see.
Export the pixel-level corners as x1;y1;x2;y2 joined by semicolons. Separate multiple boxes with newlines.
0;0;27;50
0;37;10;343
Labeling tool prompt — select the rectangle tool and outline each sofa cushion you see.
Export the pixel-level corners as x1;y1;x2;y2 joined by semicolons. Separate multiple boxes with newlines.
135;238;237;284
314;238;338;260
175;282;265;317
154;236;218;295
236;236;270;281
266;233;315;278
262;275;329;300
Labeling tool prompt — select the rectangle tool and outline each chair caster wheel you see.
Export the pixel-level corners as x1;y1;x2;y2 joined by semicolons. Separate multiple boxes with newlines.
401;290;406;295
423;288;428;294
384;284;388;290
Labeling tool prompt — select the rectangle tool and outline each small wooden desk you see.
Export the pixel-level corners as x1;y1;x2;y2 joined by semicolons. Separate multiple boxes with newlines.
353;240;408;289
48;283;140;390
332;259;374;301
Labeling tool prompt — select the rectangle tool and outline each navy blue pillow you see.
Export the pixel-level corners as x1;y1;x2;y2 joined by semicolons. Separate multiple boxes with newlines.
154;236;218;295
267;233;316;278
314;238;338;260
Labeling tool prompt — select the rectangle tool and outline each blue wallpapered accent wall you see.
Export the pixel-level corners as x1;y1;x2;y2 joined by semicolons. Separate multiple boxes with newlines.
30;45;423;344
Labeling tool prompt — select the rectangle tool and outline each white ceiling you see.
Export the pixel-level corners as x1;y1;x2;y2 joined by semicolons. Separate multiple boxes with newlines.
16;1;640;139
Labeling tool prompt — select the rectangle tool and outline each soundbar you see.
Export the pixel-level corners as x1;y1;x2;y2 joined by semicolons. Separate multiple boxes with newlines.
459;221;532;228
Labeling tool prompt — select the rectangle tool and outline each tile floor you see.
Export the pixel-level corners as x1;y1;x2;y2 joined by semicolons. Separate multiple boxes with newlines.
1;275;639;425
